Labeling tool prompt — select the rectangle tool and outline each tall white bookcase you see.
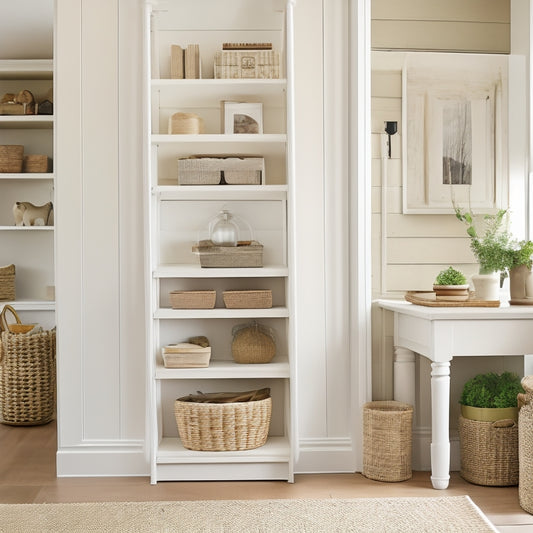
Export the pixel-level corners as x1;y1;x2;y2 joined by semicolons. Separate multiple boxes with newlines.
144;0;296;483
0;60;55;323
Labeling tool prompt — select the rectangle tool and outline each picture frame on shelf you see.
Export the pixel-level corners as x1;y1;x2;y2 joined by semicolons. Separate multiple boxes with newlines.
402;52;509;214
222;102;263;134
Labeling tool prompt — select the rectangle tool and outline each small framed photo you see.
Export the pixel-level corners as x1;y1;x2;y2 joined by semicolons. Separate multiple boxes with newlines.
223;102;263;134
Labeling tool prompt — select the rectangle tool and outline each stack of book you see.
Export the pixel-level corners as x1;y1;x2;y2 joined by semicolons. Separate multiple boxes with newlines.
170;44;201;79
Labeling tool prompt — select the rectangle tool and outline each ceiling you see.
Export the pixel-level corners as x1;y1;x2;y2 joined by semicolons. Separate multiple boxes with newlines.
0;0;53;60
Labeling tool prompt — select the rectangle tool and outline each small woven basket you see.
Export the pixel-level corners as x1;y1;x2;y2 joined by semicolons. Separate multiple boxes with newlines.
168;112;204;134
459;415;518;486
519;386;533;514
231;322;276;364
0;328;56;426
362;401;413;482
0;265;15;301
0;145;24;173
169;290;216;309
223;290;272;309
174;394;271;451
22;155;49;173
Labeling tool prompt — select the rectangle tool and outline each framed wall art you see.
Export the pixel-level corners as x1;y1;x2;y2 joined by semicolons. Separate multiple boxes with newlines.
402;53;509;214
222;101;263;134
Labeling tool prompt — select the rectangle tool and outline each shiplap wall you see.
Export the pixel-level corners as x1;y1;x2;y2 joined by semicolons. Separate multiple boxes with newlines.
370;0;518;440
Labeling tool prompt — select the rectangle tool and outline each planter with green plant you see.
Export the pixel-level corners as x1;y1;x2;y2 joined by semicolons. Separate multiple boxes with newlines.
459;371;523;486
454;207;513;300
433;266;469;301
508;239;533;302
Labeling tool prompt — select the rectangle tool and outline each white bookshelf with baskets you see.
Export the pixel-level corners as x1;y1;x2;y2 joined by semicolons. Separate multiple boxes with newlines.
144;0;296;483
0;59;55;315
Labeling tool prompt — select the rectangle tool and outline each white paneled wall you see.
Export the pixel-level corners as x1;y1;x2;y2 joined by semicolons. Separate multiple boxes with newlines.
370;0;528;470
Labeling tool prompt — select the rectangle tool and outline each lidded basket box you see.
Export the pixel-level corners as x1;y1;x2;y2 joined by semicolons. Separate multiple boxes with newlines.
174;388;272;451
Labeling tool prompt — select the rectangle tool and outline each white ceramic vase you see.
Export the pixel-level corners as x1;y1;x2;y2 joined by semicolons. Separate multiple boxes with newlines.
471;272;500;301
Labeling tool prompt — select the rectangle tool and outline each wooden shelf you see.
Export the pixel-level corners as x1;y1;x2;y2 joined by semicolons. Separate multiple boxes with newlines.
0;173;53;180
154;184;287;201
0;300;55;311
154;306;289;319
0;226;54;231
0;59;53;80
0;115;54;129
153;264;289;278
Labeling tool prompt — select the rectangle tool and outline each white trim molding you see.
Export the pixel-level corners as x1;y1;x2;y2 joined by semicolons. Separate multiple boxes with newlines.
296;438;356;473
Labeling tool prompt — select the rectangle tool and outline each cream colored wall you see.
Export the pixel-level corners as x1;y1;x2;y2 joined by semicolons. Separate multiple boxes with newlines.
370;0;525;470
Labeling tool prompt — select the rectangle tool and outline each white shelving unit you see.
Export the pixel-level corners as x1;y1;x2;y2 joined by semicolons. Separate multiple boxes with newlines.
0;59;55;317
145;0;295;483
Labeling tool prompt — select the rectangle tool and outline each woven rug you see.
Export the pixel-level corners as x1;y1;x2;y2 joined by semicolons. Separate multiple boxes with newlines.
0;496;497;533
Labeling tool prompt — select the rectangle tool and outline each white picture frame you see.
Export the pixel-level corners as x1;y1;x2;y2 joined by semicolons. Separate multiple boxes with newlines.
222;102;263;134
402;53;509;214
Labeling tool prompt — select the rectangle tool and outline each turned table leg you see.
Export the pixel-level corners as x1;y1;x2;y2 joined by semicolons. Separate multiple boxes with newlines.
430;361;451;489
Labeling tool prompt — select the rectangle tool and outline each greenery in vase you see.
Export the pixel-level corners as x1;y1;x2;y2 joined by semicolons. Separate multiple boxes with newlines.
459;371;524;409
454;207;514;275
508;239;533;271
434;266;467;286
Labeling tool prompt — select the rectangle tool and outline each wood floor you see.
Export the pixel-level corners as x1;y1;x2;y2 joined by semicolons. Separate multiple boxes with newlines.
0;422;532;532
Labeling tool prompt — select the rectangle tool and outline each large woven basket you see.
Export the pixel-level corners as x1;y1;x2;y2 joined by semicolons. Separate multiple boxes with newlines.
0;264;15;301
0;328;56;426
519;390;533;514
459;415;518;486
362;401;413;482
0;145;24;173
175;394;271;451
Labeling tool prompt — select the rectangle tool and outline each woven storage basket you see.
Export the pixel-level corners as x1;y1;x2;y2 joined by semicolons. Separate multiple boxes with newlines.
168;112;204;134
0;145;24;173
363;401;413;482
0;328;56;426
193;240;263;268
223;290;272;309
459;415;518;486
0;264;15;301
231;322;276;364
170;290;216;309
22;155;49;173
174;394;272;451
519;402;533;514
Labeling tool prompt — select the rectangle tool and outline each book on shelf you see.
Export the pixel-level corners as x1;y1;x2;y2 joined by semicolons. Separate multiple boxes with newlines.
185;44;201;79
170;45;184;79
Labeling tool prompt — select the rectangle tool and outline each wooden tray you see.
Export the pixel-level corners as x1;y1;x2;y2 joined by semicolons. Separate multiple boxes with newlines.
405;291;500;308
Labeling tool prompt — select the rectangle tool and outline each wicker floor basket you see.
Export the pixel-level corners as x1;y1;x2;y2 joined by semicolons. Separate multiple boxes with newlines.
0;264;15;301
362;401;413;482
174;395;272;451
0;328;56;426
519;398;533;513
459;415;518;486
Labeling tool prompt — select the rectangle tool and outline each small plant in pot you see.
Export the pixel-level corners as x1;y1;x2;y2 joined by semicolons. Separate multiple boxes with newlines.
454;207;513;301
433;266;469;301
459;371;524;422
508;239;533;302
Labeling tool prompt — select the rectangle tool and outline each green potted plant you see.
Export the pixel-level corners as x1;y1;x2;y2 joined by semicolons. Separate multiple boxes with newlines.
433;266;469;301
508;239;533;302
454;207;513;300
459;371;524;422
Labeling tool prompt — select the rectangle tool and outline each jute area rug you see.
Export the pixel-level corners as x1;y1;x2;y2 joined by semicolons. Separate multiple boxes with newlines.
0;496;497;533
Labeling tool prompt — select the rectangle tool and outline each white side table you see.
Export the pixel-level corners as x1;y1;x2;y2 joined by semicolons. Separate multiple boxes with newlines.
376;299;533;489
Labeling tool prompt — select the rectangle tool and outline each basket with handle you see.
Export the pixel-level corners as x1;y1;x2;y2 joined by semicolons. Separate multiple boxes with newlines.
0;326;56;425
0;305;34;334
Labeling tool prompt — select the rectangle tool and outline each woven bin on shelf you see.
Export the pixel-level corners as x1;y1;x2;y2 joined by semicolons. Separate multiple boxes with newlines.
231;322;276;364
362;401;413;482
519;390;533;514
459;415;518;486
0;145;24;173
223;290;272;309
169;290;216;309
193;240;263;268
0;265;15;301
22;155;49;173
0;328;56;426
174;391;271;451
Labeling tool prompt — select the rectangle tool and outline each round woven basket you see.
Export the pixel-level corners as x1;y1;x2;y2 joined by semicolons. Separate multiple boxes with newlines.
362;401;413;482
0;145;24;173
459;415;518;486
174;396;272;451
519;399;533;513
168;112;204;134
231;322;276;364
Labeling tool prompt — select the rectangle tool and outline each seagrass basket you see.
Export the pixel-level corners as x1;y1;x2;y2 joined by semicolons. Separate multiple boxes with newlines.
0;264;15;301
0;328;56;426
169;290;216;309
0;145;24;173
362;401;413;482
459;415;518;486
223;290;272;309
22;154;49;173
231;321;276;364
174;390;271;451
519;392;533;514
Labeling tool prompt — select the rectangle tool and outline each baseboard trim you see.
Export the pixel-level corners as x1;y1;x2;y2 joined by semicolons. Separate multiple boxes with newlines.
413;426;460;472
57;441;149;477
295;437;357;473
